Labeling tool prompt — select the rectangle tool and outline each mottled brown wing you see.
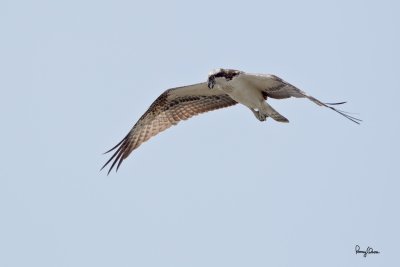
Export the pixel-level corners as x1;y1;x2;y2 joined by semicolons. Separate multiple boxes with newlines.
101;83;237;174
240;73;361;124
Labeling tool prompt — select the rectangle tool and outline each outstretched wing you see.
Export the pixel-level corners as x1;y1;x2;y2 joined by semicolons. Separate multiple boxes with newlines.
240;72;362;124
101;82;237;174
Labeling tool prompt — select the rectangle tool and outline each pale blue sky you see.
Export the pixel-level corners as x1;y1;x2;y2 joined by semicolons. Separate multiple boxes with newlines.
1;0;399;266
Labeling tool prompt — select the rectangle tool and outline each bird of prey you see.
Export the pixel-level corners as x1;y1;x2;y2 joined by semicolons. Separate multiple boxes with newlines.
101;68;361;174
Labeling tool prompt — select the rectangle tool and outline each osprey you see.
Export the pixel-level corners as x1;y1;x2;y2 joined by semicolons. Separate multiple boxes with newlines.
102;68;361;174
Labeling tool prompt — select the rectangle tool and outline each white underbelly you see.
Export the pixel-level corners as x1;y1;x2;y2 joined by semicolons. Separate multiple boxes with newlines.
217;79;264;109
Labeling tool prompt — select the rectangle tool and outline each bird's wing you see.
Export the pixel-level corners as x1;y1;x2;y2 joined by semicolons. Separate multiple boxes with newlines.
240;72;362;124
101;82;237;174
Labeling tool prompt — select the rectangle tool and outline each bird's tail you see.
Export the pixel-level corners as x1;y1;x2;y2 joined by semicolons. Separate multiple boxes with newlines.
261;102;289;123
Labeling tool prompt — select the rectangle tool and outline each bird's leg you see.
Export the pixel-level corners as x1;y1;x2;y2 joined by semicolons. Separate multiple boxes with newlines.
259;102;289;123
249;108;267;121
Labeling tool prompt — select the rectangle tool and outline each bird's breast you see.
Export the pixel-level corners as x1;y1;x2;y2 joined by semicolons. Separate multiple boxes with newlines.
220;79;264;109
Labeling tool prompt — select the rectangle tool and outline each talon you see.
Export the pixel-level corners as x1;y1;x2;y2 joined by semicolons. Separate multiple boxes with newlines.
256;111;267;121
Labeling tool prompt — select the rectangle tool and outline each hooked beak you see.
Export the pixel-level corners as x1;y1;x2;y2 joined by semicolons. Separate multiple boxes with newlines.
208;78;215;89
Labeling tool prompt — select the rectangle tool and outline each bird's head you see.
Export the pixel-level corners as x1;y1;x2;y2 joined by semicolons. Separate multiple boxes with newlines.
207;68;242;89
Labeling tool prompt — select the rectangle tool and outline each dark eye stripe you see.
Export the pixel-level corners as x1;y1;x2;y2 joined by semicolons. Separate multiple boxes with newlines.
213;69;241;80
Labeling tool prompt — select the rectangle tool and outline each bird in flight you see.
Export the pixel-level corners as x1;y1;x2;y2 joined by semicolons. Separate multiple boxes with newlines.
101;68;361;174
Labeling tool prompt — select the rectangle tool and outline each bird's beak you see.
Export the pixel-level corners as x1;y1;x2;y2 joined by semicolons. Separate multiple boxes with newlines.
208;78;215;89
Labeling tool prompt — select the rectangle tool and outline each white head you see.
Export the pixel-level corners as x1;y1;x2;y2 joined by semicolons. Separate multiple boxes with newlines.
207;68;242;89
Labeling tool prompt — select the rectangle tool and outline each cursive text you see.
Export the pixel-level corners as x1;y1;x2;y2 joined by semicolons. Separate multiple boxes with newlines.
355;245;380;257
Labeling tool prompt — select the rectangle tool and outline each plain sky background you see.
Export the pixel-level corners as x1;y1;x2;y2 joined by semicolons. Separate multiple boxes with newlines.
1;0;399;266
